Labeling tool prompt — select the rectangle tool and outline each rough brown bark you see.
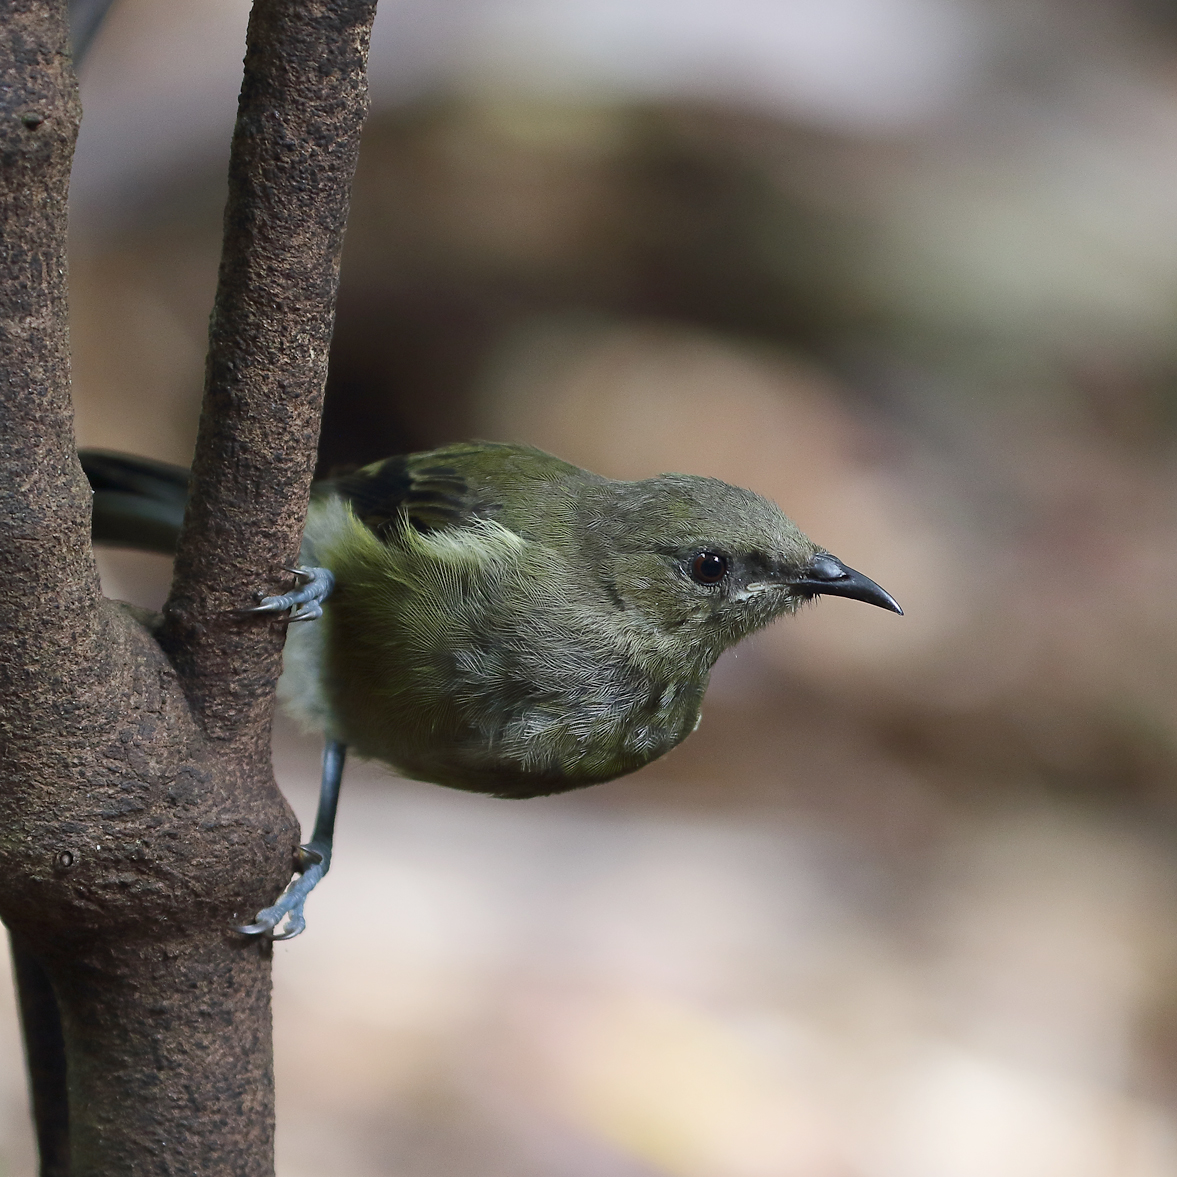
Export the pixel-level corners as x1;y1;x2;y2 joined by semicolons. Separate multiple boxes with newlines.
0;1;377;1173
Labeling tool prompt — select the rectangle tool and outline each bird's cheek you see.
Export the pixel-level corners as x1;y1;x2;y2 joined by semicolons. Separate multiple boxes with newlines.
658;593;707;631
718;592;787;641
610;554;686;622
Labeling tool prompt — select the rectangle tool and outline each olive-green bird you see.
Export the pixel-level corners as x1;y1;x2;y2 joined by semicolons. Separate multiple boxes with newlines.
82;441;901;935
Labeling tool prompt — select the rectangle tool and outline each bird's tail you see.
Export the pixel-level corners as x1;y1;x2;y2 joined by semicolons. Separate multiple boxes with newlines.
80;449;190;555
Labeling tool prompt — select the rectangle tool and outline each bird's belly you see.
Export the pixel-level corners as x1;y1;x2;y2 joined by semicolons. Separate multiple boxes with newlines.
345;666;704;800
289;576;709;798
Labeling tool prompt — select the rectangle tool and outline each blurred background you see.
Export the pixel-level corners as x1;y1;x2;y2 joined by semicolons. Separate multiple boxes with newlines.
5;0;1177;1172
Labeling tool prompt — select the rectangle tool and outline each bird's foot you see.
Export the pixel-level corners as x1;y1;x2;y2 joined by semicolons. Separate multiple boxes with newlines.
236;844;329;941
247;565;334;622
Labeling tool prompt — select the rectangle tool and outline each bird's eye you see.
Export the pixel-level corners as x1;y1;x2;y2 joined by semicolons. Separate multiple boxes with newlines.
689;552;728;585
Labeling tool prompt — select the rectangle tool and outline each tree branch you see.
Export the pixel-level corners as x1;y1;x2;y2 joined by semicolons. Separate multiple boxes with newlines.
161;0;377;742
0;1;378;1171
0;0;98;711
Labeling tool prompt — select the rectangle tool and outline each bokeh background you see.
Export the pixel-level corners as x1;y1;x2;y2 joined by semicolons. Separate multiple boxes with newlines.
5;0;1177;1172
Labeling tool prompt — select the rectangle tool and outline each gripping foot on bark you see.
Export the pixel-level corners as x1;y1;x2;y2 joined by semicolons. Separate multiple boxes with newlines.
237;741;346;940
247;565;334;622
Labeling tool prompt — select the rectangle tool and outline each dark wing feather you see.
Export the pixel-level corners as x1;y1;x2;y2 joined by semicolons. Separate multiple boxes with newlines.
323;448;488;538
321;442;591;541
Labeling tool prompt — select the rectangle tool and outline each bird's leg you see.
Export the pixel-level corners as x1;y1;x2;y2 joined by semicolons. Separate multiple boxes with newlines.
237;740;347;940
246;565;335;622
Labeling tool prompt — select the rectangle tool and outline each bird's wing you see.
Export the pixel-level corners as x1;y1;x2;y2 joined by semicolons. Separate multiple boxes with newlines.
321;441;587;539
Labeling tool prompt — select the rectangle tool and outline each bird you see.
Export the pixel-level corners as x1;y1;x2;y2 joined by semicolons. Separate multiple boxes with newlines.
82;441;901;934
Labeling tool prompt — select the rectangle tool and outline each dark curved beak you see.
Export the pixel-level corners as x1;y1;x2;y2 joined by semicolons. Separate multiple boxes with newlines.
793;553;903;614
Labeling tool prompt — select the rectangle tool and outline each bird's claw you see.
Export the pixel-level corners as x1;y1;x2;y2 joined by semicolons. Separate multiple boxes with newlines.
246;565;334;622
236;842;330;941
237;740;345;941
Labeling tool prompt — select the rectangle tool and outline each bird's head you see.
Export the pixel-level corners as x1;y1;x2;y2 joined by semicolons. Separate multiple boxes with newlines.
580;473;901;665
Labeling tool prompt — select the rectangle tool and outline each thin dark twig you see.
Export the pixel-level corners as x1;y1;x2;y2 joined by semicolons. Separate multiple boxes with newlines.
9;934;69;1177
67;0;118;66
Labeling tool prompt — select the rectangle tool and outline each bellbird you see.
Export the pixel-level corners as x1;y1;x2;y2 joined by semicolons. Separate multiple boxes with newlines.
83;442;901;934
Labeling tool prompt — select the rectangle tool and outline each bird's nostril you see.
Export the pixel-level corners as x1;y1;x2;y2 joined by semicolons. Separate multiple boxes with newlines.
808;555;846;581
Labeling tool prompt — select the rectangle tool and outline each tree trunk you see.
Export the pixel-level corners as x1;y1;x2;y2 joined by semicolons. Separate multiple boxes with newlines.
0;1;378;1172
